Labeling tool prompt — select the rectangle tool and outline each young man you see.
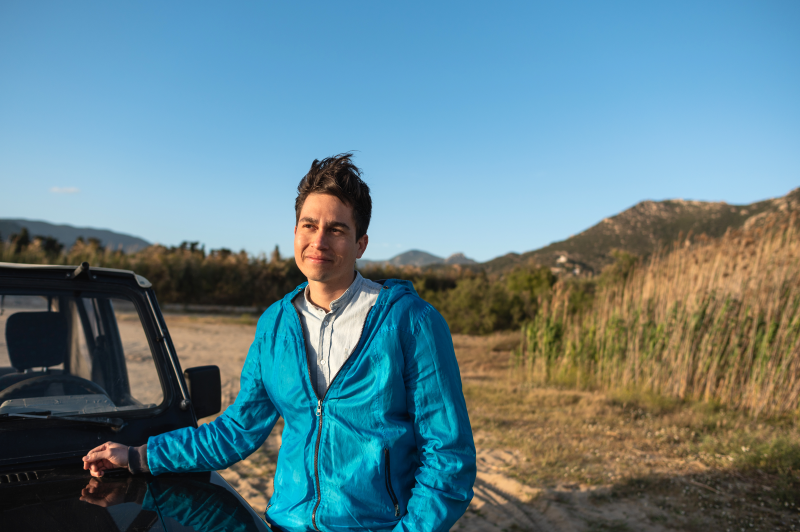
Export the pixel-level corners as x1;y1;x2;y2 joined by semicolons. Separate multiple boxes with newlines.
83;154;476;532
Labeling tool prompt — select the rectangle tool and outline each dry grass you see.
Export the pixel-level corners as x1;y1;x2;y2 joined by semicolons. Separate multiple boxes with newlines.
516;215;800;416
457;333;800;531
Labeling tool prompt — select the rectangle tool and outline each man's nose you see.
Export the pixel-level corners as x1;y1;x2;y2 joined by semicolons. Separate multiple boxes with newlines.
311;230;329;249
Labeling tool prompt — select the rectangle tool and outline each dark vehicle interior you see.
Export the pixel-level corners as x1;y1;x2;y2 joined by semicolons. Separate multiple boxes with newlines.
0;291;163;416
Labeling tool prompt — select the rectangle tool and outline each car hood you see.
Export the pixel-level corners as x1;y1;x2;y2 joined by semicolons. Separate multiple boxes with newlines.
0;466;269;532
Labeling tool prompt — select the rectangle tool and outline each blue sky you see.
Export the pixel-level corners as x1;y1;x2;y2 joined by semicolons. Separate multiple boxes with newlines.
1;1;798;262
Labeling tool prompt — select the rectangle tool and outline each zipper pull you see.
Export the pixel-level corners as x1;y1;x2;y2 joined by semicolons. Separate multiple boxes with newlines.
394;504;400;517
316;399;322;417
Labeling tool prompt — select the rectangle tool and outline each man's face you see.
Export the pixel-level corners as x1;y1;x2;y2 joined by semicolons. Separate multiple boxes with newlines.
294;193;368;286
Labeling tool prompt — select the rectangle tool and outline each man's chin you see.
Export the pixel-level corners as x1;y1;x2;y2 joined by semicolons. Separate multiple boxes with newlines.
300;264;334;283
299;264;356;285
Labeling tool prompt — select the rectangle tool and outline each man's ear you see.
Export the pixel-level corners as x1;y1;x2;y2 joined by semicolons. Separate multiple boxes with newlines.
356;234;368;259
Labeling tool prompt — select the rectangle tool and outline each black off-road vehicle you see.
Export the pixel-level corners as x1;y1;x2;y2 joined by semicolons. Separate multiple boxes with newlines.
0;262;270;531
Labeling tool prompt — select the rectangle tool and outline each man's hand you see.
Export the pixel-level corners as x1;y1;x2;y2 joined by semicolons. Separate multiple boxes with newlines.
82;442;128;477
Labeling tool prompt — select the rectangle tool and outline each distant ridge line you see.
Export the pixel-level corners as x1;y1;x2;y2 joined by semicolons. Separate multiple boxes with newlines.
358;249;477;268
481;187;800;275
0;218;151;254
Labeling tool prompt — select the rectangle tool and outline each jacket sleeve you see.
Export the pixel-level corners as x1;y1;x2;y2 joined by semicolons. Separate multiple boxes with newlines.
394;304;476;532
146;329;280;475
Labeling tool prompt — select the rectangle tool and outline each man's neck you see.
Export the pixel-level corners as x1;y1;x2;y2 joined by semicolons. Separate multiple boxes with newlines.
306;271;357;312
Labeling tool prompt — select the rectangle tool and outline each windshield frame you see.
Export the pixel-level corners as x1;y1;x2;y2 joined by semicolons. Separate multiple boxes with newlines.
0;268;199;470
0;279;172;421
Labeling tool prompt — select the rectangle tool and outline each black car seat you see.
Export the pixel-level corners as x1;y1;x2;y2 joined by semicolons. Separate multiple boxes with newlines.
0;311;68;391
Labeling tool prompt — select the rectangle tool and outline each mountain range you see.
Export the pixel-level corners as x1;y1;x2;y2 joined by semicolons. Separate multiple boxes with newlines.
4;187;798;273
357;250;477;268
481;187;800;275
0;219;151;253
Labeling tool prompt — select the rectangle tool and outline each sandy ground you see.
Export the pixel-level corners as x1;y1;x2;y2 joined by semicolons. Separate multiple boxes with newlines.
161;315;696;532
3;308;796;530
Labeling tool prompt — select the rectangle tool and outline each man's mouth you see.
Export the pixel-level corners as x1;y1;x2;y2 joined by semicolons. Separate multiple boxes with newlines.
305;255;332;263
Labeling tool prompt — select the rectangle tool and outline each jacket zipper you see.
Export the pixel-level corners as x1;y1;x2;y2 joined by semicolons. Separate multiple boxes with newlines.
312;397;323;531
384;449;400;517
303;304;376;532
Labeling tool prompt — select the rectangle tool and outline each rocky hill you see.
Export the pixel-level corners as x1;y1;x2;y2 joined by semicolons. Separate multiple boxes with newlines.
483;187;800;276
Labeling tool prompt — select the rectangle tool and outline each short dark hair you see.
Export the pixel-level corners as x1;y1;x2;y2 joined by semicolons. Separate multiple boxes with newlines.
295;153;372;240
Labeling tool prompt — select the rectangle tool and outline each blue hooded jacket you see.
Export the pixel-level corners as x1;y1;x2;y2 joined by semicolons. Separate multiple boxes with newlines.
147;279;477;532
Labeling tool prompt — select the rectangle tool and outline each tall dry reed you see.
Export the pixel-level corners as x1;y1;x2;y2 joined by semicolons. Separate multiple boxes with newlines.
516;215;800;416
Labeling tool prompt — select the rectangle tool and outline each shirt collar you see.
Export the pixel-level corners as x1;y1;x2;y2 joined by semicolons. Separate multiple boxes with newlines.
303;271;363;313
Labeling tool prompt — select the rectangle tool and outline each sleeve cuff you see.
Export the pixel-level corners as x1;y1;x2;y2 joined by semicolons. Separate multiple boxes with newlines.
127;444;149;475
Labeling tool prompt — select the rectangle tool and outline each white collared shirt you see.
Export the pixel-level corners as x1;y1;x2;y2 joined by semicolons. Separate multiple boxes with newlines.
292;271;382;397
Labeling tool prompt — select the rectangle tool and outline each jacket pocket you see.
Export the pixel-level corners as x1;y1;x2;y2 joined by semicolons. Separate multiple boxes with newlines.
384;448;400;517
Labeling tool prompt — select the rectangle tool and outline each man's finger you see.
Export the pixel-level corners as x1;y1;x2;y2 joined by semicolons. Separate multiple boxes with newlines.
83;442;114;462
83;449;111;463
83;444;108;460
88;442;109;454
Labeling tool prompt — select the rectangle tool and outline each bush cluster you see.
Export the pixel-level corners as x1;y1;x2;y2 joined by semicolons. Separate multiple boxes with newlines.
1;227;562;333
360;264;557;334
1;228;305;308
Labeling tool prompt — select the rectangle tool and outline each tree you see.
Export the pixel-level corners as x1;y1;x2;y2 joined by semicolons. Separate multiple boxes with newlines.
10;227;31;254
33;235;64;257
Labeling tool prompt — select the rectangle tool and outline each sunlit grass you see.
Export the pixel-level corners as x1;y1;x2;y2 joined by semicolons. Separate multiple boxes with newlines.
465;373;799;497
514;214;800;416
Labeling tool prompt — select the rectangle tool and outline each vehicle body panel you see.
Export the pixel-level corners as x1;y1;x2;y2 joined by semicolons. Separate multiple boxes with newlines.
0;467;269;532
